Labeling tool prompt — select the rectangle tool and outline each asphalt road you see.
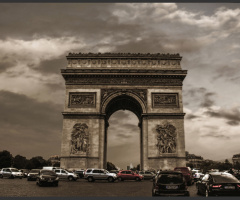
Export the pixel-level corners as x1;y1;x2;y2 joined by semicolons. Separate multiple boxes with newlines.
0;177;199;197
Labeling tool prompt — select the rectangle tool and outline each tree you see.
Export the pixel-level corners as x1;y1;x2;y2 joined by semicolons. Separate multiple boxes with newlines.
13;155;27;169
28;156;49;169
107;161;117;171
0;150;13;168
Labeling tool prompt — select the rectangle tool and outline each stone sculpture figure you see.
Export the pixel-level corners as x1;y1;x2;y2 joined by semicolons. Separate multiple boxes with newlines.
70;123;89;154
156;122;177;153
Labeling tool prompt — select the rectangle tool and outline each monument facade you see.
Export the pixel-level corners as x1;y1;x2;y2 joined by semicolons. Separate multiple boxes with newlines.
60;52;187;170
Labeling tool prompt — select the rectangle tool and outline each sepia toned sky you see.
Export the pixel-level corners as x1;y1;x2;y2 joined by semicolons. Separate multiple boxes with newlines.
0;3;240;169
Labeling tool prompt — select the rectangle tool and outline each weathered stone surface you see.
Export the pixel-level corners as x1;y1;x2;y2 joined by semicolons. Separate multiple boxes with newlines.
60;52;187;170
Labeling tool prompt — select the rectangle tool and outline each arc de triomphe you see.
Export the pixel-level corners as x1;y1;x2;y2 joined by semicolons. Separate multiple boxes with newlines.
60;52;187;170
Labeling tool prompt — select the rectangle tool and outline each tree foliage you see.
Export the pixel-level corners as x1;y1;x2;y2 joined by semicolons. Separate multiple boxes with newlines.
0;150;13;168
107;161;117;171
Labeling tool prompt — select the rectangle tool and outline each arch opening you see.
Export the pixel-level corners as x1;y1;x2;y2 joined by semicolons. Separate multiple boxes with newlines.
103;94;143;170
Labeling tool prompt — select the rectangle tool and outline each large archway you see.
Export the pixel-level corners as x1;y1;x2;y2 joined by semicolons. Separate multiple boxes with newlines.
102;93;144;169
60;52;187;170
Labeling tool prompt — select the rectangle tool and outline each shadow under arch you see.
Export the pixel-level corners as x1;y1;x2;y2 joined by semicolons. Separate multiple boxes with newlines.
101;92;146;169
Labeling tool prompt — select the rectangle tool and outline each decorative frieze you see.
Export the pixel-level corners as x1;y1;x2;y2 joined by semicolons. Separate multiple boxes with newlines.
65;76;183;86
69;92;96;108
152;93;179;108
156;122;177;154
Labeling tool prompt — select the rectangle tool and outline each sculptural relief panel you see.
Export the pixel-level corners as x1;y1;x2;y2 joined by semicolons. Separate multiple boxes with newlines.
152;93;179;108
69;92;96;108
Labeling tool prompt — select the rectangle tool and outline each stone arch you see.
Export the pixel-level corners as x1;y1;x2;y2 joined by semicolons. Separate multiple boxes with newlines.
101;91;147;120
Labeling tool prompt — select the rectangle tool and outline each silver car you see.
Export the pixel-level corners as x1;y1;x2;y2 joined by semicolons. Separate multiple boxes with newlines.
84;168;117;182
54;169;78;181
0;168;23;179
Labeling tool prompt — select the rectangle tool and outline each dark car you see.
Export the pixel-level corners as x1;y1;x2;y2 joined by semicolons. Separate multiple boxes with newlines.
117;170;143;181
152;171;189;196
27;169;41;181
139;171;155;180
174;167;194;186
36;170;59;187
196;172;240;196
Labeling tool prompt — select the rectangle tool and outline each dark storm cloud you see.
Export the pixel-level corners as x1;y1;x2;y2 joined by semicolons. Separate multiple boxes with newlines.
204;108;240;126
0;90;63;158
36;56;67;74
184;87;216;108
213;65;239;82
185;113;198;120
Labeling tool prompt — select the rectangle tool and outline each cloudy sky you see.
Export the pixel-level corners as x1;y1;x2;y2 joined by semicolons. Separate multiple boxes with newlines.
0;3;240;169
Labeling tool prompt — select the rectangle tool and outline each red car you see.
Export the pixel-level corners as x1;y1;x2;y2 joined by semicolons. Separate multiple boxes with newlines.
174;167;194;186
117;170;143;181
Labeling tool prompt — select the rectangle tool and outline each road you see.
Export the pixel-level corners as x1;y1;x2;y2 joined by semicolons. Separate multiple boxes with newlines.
0;177;199;197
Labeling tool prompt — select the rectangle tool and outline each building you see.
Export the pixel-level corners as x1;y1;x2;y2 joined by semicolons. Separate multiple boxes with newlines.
186;151;203;168
48;155;60;166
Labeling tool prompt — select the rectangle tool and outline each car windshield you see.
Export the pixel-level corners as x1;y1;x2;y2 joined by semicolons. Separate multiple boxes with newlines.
41;171;56;176
11;169;19;172
104;170;109;173
30;169;40;173
212;174;239;183
157;174;183;184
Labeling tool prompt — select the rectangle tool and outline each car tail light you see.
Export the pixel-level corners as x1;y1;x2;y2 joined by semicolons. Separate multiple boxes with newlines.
155;185;159;189
237;184;240;188
212;185;222;188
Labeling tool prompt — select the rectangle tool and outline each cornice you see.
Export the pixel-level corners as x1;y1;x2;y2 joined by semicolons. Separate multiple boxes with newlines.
67;52;182;60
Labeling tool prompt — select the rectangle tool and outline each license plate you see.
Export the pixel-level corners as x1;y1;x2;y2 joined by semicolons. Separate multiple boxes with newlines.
166;185;178;189
224;186;235;189
48;180;53;182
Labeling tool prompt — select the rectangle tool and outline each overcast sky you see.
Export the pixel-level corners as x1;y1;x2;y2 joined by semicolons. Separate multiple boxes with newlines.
0;3;240;169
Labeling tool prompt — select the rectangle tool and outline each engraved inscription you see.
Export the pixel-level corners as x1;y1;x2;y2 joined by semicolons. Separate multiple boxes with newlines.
69;92;96;108
156;122;177;154
152;93;179;108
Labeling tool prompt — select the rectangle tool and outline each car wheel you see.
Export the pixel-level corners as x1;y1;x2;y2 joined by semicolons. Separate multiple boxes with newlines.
185;191;190;196
0;175;3;178
108;177;114;182
36;179;42;187
10;175;14;179
88;177;94;182
152;190;157;197
118;177;123;181
68;176;73;181
54;182;58;187
27;178;30;181
136;177;140;181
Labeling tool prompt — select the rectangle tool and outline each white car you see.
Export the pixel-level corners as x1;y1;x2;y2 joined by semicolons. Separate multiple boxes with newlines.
192;170;204;181
0;168;23;179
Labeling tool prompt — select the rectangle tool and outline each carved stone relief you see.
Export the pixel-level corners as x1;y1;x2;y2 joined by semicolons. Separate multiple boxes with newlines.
156;122;177;154
152;93;179;108
101;89;147;105
70;123;90;155
69;92;96;108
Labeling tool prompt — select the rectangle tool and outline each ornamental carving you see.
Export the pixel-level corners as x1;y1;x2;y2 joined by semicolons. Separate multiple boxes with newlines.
69;92;96;108
156;122;177;154
152;93;179;108
101;89;147;104
70;123;90;155
66;77;183;86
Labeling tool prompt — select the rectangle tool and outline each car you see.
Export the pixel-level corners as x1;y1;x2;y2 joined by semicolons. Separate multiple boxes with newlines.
54;169;78;181
27;169;41;181
196;172;240;197
139;171;155;180
117;170;143;181
174;167;194;186
84;168;117;182
0;168;23;179
109;170;119;174
192;169;204;181
74;169;85;178
36;170;59;187
19;169;30;178
152;170;189;196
